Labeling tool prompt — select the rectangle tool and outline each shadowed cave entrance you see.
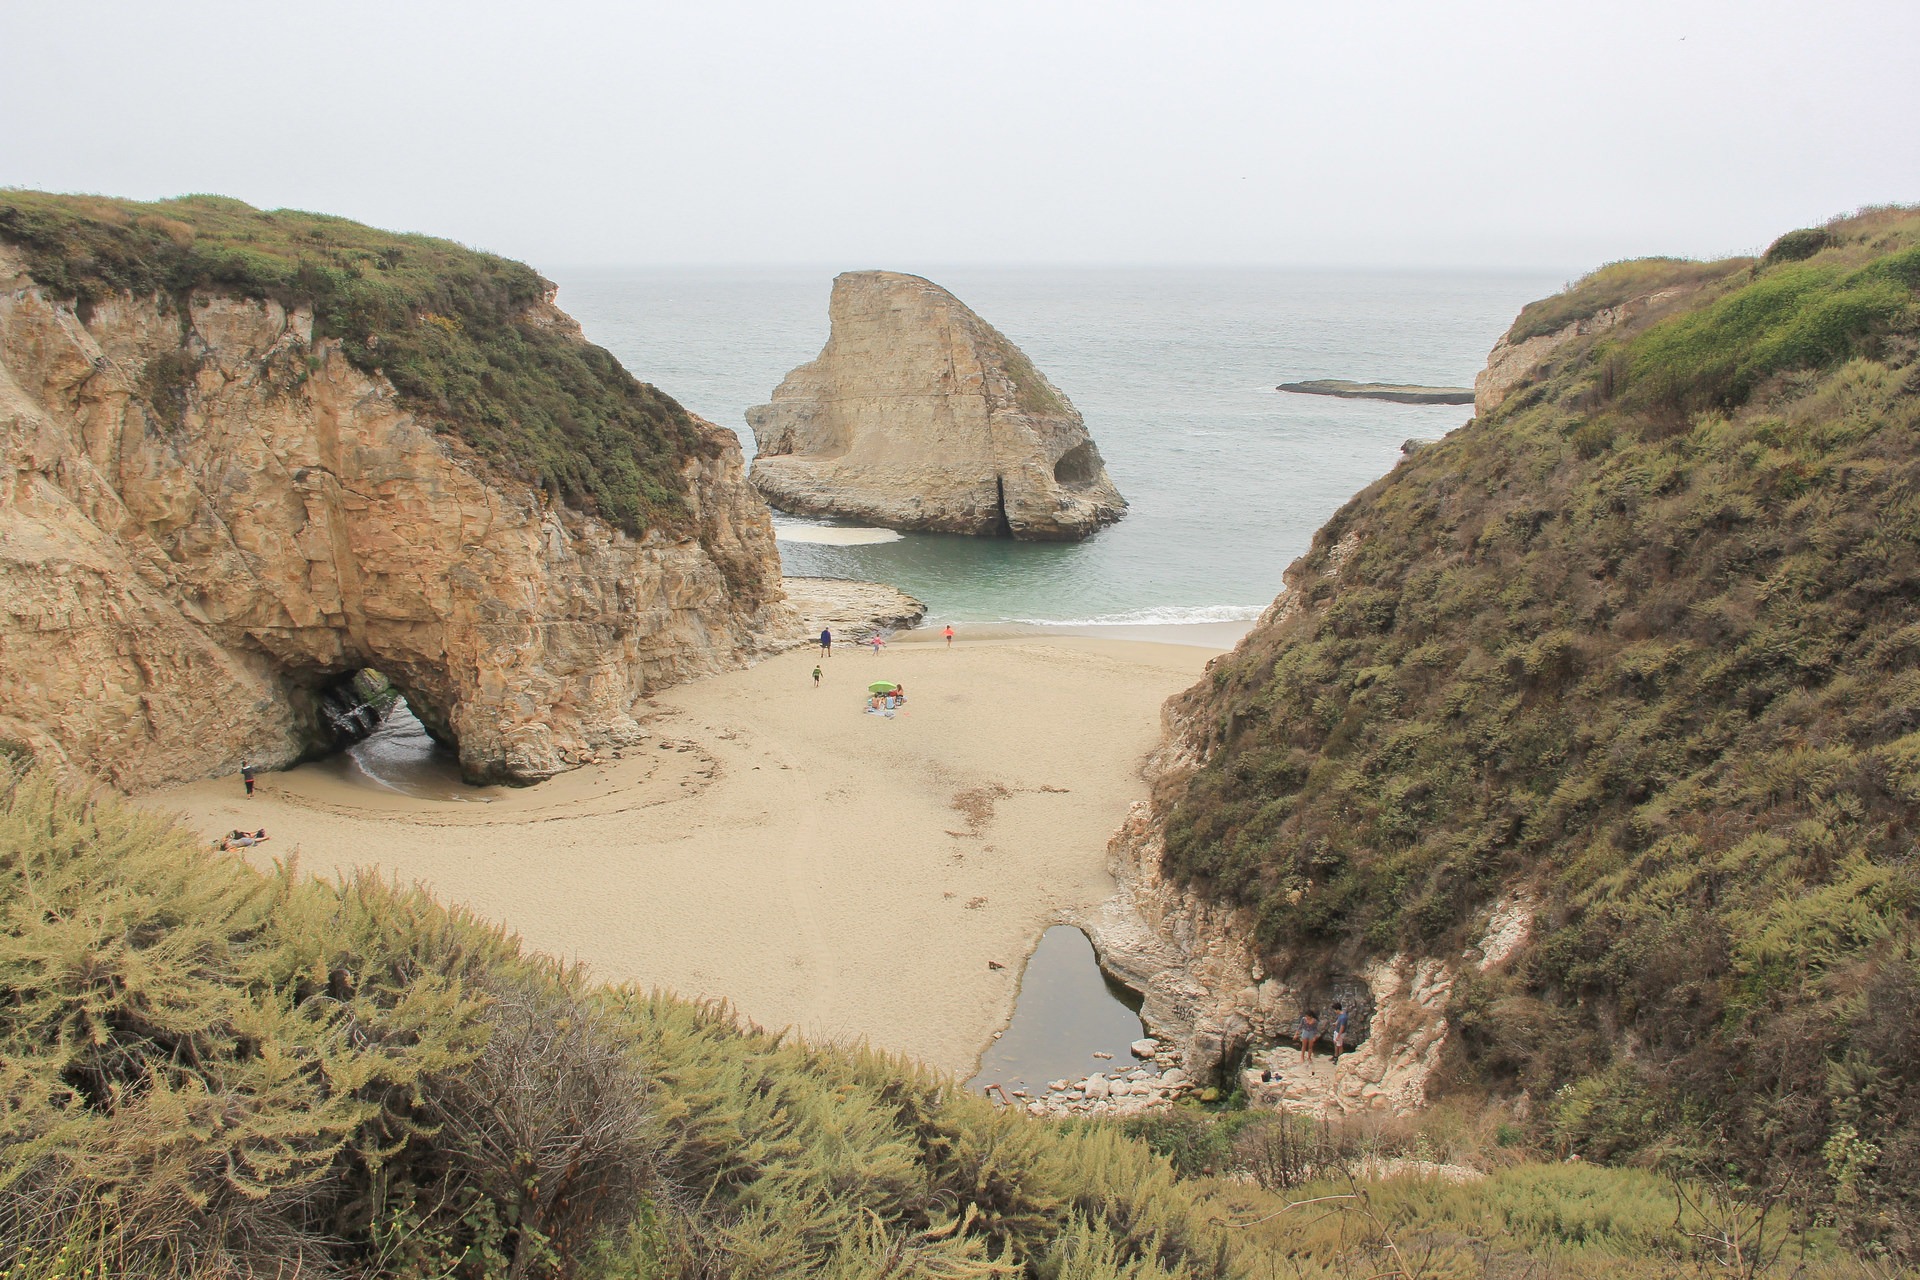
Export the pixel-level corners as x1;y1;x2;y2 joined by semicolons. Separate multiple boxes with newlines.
1052;441;1101;488
300;669;482;801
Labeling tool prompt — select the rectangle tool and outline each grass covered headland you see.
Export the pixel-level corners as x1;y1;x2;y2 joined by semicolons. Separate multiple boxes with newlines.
0;191;709;534
1162;207;1920;1252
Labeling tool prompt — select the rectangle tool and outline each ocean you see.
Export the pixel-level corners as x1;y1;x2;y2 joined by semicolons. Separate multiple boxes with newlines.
551;267;1564;626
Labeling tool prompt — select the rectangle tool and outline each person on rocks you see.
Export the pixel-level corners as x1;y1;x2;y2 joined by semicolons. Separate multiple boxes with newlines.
812;664;822;688
1298;1008;1320;1067
240;760;256;797
820;627;832;657
1331;1002;1350;1065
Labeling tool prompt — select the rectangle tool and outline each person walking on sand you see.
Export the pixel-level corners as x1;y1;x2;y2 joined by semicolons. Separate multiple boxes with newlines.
812;664;822;688
944;623;954;647
820;627;832;657
1298;1008;1320;1067
241;760;256;797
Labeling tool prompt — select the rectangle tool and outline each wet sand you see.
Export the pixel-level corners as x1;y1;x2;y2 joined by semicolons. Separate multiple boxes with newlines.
139;632;1225;1077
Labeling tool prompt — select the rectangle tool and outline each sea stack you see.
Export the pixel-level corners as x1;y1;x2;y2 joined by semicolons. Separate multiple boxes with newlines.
747;271;1126;540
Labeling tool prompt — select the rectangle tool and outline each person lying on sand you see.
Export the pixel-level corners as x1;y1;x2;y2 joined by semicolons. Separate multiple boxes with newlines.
218;828;271;850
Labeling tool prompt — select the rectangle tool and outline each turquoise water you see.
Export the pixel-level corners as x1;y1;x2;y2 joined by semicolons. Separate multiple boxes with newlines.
552;267;1561;624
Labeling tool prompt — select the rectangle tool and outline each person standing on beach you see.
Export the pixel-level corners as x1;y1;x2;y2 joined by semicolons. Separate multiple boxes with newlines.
1298;1009;1320;1067
812;665;822;687
240;760;256;797
944;624;954;647
820;627;832;657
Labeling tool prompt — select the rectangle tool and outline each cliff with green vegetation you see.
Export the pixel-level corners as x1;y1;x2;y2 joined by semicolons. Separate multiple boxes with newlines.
0;773;1884;1279
0;192;791;786
0;191;695;532
1137;206;1920;1252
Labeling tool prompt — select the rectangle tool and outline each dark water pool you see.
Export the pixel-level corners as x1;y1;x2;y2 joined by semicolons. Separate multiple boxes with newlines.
968;926;1151;1093
310;700;486;801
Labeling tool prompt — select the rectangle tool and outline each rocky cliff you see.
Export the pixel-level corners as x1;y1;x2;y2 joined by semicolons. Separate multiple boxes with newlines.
746;271;1126;540
0;202;792;790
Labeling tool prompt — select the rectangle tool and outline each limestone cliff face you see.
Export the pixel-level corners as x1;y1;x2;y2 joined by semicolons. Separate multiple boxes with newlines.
0;245;793;790
746;272;1126;540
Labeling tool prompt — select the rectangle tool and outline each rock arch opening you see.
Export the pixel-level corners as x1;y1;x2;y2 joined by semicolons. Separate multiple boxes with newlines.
299;667;475;799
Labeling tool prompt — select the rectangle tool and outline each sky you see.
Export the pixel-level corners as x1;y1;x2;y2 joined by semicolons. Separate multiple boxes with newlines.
2;0;1915;273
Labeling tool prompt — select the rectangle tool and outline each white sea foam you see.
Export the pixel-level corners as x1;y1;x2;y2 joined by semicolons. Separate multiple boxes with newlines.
1008;604;1265;627
774;525;904;546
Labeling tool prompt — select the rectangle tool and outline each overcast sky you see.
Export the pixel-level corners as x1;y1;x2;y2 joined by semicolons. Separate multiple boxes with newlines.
3;0;1914;273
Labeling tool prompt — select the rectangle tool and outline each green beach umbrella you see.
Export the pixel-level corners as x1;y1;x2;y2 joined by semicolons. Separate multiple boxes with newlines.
868;681;899;693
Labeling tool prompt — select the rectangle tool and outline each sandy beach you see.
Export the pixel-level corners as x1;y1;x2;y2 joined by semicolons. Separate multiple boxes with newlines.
139;631;1229;1077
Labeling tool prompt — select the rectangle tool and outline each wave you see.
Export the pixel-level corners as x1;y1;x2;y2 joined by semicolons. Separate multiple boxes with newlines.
1006;604;1265;627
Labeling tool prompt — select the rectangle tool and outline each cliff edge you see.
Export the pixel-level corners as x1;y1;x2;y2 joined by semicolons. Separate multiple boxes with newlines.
0;194;793;790
746;271;1126;540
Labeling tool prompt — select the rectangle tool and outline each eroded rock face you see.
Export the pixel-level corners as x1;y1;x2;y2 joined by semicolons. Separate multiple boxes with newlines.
0;247;793;790
746;272;1125;540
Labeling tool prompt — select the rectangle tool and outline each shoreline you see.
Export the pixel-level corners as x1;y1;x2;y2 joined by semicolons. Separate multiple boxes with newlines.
137;629;1228;1078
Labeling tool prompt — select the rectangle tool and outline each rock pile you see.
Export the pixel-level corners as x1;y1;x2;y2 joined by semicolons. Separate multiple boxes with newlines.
996;1039;1198;1118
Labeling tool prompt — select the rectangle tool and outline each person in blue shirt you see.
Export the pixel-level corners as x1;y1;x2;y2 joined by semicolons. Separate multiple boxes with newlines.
1331;1002;1350;1065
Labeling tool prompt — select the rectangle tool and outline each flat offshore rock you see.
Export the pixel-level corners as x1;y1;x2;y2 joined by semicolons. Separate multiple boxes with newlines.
1277;379;1475;405
748;271;1126;541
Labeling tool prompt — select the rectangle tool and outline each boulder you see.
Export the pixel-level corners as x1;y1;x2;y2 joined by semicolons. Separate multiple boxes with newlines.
1082;1074;1112;1100
1130;1037;1159;1058
1184;1013;1251;1086
747;272;1126;541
